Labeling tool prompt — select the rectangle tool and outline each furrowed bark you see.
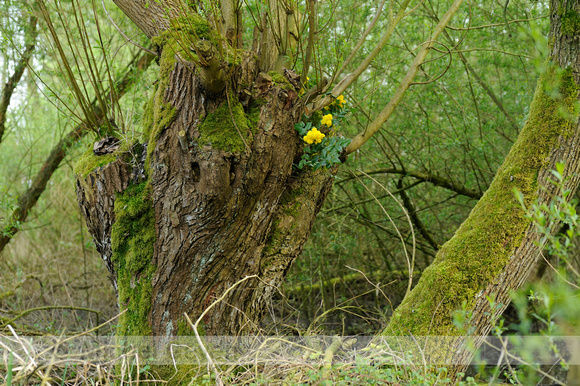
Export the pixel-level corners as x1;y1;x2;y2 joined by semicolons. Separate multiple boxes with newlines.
384;0;580;379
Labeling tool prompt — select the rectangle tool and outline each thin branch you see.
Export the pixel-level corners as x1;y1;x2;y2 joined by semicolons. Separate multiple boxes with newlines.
310;0;413;112
332;0;386;86
397;178;440;250
338;168;482;199
446;15;547;31
184;275;260;386
37;0;97;129
353;170;417;298
0;15;38;144
101;0;157;55
1;306;103;329
302;0;317;82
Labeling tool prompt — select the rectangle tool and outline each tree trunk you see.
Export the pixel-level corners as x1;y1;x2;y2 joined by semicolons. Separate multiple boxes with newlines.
385;0;580;378
75;6;334;337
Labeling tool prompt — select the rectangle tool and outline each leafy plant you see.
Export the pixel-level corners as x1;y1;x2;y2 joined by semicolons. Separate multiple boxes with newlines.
294;95;351;170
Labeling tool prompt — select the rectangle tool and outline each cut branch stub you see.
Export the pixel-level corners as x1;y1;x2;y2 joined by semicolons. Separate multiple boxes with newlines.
75;143;148;289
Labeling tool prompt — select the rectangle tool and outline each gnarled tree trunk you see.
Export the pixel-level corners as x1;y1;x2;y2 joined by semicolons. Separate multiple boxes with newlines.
75;1;334;337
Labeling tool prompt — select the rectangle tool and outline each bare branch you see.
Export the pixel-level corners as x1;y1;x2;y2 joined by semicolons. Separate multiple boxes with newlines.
338;168;482;199
344;0;465;155
310;0;412;112
332;0;387;87
302;0;316;82
0;15;38;144
397;178;440;251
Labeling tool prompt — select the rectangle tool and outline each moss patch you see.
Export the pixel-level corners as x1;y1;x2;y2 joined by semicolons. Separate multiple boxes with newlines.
562;10;580;36
73;139;138;178
73;147;116;178
268;70;294;90
111;181;156;336
142;35;178;168
169;15;212;41
384;66;579;343
198;97;255;153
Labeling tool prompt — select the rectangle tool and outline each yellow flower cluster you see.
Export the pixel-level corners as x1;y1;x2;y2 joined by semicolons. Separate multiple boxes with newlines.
303;127;325;144
321;114;333;127
336;94;345;108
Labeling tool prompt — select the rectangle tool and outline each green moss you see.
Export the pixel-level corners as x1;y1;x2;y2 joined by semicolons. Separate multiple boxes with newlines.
111;182;156;336
280;187;305;206
384;66;579;346
73;147;116;178
267;71;294;90
562;10;580;36
263;218;283;256
279;187;305;217
143;30;180;168
169;15;212;41
73;139;139;178
198;97;255;153
175;317;201;336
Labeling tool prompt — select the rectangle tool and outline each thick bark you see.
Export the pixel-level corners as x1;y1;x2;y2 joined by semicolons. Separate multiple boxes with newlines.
385;0;580;378
112;0;186;38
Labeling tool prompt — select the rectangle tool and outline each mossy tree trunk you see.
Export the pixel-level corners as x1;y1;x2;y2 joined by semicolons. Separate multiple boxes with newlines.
75;1;333;337
385;0;580;378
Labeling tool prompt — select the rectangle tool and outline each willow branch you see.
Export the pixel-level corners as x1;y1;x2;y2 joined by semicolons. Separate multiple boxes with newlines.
338;168;481;199
397;179;440;250
310;0;412;112
344;0;464;154
332;0;386;87
428;3;522;134
302;0;317;82
0;15;38;144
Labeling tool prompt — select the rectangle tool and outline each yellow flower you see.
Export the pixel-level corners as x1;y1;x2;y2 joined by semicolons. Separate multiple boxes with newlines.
336;94;346;107
321;113;333;127
303;127;325;144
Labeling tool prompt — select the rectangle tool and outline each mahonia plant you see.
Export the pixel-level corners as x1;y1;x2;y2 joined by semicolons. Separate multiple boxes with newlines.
294;94;351;170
